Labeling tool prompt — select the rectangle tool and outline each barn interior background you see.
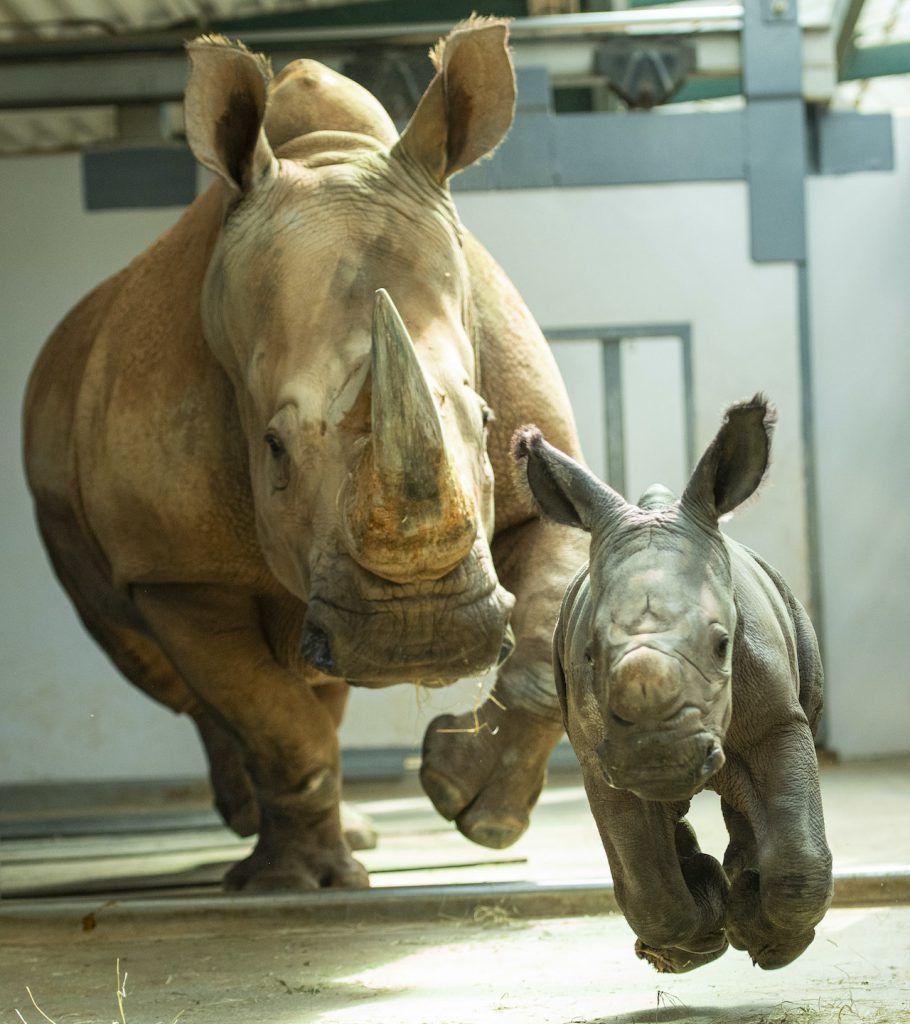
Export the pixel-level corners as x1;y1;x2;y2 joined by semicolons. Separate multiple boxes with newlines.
0;0;908;785
2;3;910;1022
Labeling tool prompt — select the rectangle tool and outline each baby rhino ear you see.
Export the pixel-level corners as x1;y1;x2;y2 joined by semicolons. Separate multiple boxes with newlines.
681;394;777;521
511;426;628;532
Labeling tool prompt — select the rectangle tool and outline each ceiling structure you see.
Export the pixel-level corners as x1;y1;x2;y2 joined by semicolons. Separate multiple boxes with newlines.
0;0;907;155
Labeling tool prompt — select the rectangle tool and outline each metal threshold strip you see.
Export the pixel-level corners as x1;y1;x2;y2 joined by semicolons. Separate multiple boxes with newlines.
2;868;909;928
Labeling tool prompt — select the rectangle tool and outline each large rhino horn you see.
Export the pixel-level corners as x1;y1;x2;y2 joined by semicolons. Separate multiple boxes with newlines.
371;288;446;500
341;290;477;583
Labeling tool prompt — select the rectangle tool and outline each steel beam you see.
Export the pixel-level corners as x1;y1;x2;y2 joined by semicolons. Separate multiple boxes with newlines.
0;4;860;113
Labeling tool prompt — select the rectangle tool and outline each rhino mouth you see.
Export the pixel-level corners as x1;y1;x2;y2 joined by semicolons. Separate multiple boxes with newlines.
301;546;516;686
598;721;725;802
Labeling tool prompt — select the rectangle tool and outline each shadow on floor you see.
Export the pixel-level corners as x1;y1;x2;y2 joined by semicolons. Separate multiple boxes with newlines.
573;1002;848;1024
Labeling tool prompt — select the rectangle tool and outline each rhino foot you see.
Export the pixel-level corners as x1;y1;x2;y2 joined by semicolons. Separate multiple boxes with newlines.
724;868;817;970
224;841;369;893
420;698;562;848
197;710;378;850
340;801;379;851
635;939;729;974
215;795;377;851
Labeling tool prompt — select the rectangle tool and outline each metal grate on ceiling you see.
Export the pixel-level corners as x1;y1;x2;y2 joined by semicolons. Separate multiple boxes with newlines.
0;0;376;42
2;1;910;155
0;0;384;152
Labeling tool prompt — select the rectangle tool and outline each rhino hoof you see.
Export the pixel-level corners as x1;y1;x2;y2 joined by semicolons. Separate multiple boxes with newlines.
340;800;379;851
456;807;528;850
635;939;729;974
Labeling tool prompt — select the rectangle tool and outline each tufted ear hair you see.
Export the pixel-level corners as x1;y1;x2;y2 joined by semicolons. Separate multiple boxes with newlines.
184;35;278;195
393;16;516;183
511;426;629;532
681;394;777;522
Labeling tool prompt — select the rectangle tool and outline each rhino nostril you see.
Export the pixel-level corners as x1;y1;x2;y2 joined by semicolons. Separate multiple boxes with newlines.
302;624;335;675
701;742;725;778
496;624;516;667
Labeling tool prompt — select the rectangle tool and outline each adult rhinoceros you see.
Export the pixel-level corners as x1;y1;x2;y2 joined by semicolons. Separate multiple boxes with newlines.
23;20;586;890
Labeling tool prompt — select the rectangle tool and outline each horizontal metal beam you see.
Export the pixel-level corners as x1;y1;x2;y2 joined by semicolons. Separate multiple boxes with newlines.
4;4;863;113
0;54;190;109
840;41;910;81
0;7;744;61
2;867;907;927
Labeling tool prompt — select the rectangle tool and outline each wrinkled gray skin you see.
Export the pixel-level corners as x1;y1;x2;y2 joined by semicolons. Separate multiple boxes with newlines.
513;396;833;972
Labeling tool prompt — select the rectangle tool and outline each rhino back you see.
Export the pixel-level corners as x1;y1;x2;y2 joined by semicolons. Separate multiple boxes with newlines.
737;543;823;735
25;267;129;509
726;539;822;742
49;185;267;591
466;233;584;532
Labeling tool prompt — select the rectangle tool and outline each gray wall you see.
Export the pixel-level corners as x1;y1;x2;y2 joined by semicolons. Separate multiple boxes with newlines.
808;121;910;759
1;118;907;783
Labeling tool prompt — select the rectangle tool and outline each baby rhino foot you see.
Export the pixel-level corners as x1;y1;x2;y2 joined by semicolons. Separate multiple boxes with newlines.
635;939;729;974
629;843;729;974
725;869;821;970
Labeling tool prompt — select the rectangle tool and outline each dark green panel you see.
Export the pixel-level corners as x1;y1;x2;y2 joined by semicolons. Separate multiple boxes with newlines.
83;147;197;211
670;75;742;103
840;42;910;82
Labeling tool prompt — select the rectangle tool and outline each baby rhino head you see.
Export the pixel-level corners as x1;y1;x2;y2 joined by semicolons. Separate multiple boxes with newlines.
513;395;776;802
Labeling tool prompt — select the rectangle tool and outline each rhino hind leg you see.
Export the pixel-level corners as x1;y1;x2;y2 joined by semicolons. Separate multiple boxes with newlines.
35;513;259;838
133;583;369;892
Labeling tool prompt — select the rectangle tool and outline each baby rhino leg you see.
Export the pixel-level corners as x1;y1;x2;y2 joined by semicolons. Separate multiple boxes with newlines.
633;818;730;973
583;773;729;973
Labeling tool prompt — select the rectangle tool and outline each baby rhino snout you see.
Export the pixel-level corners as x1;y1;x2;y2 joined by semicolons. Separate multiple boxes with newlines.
610;647;683;725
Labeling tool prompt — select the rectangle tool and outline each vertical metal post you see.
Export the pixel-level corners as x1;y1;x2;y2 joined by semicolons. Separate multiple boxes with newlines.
742;0;827;715
601;337;626;496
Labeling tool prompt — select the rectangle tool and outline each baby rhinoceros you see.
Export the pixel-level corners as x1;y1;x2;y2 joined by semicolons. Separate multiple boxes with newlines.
512;396;833;973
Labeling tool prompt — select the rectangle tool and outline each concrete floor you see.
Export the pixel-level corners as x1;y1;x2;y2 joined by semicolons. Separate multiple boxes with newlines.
2;757;909;1024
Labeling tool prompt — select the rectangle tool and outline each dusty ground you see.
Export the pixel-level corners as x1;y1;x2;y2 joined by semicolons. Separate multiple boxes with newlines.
2;758;909;1024
3;904;910;1024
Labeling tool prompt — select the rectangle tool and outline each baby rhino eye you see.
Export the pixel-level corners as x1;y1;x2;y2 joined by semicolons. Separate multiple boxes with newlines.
714;631;730;661
264;432;285;458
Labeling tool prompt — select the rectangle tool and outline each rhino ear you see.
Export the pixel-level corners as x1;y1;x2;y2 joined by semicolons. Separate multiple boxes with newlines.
393;17;516;183
681;394;777;521
184;35;278;194
511;426;627;532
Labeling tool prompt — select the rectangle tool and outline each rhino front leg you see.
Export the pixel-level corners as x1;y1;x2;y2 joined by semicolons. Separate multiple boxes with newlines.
716;722;833;969
420;519;584;848
134;583;368;892
581;767;729;973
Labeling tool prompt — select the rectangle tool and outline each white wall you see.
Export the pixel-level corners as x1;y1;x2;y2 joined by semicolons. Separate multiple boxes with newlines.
807;115;910;759
456;183;809;599
1;119;905;783
0;155;207;781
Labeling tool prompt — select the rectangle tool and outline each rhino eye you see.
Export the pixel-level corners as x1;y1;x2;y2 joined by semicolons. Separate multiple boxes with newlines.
714;633;730;661
584;646;595;668
481;405;495;428
264;432;285;458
